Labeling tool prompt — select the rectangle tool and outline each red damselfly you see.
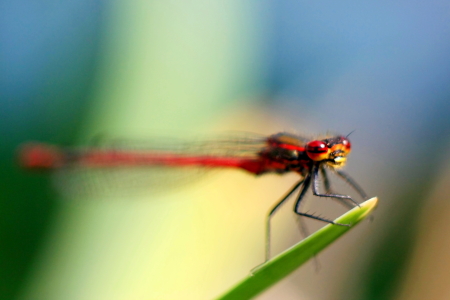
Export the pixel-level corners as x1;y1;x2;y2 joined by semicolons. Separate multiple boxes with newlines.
19;132;368;261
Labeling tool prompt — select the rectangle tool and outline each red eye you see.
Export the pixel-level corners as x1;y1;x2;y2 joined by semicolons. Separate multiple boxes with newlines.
306;140;329;161
340;137;351;152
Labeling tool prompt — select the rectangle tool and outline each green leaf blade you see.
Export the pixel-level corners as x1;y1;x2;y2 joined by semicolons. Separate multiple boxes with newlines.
217;197;379;300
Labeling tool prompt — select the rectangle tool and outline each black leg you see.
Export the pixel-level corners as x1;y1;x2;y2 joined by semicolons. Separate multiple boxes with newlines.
293;171;342;223
292;173;314;239
293;173;312;214
293;166;352;225
320;166;332;194
334;170;368;200
321;166;354;209
294;212;311;241
265;180;303;262
312;166;360;207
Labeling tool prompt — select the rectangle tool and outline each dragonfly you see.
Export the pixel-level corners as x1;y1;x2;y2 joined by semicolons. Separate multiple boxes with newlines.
19;132;368;261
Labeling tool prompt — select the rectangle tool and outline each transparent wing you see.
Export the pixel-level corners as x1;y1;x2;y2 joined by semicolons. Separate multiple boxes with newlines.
53;133;268;199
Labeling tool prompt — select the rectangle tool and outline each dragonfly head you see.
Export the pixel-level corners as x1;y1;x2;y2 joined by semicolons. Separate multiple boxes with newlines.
306;136;351;168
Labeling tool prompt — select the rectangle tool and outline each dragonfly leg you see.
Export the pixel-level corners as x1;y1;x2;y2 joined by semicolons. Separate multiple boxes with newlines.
320;165;332;194
265;180;303;262
294;166;351;225
334;169;368;200
321;166;355;209
312;166;360;208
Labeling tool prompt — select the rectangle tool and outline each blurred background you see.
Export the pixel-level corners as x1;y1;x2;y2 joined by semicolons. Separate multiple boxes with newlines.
2;1;450;299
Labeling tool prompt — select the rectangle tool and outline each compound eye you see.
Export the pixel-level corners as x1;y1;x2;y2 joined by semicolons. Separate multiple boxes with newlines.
306;140;330;161
340;137;351;153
